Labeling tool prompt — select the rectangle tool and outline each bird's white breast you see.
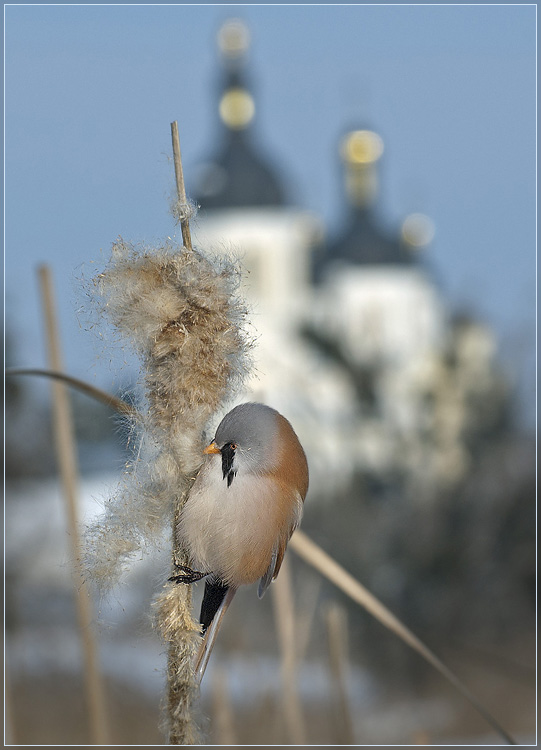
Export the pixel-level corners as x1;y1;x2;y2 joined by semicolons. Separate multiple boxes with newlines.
178;456;288;586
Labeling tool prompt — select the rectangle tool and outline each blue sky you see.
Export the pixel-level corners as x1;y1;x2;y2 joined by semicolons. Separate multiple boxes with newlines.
4;4;537;426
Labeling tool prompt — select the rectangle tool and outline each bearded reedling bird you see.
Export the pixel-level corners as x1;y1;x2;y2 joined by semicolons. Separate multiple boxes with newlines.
170;402;309;682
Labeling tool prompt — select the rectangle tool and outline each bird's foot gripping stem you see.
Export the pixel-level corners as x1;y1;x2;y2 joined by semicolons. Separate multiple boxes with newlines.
168;563;208;584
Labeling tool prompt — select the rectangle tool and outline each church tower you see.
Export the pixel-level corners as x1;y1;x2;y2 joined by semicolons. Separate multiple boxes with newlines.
310;128;446;434
193;19;286;209
191;19;322;354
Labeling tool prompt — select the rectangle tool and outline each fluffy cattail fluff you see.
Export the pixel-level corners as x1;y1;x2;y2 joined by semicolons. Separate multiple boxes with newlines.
84;234;251;744
85;236;250;585
170;196;199;226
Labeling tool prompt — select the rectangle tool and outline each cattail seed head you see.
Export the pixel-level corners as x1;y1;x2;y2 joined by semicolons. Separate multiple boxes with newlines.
84;237;252;588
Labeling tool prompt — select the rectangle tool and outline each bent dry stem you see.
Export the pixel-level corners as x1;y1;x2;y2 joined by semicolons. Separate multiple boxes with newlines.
6;365;517;746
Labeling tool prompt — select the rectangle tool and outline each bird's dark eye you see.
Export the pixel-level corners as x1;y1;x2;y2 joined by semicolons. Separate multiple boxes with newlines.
230;443;237;451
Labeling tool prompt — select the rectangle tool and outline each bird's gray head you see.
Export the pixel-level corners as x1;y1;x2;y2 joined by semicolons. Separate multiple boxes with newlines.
212;403;281;482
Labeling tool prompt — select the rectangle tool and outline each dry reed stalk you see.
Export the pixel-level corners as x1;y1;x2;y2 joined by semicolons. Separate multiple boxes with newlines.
289;529;516;745
155;578;201;745
270;553;306;745
295;575;321;664
5;367;136;417
83;123;251;744
171;120;194;252
211;665;237;745
324;602;355;744
38;265;110;745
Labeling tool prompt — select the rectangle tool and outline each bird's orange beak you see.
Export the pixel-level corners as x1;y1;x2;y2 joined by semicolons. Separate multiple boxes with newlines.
203;441;221;455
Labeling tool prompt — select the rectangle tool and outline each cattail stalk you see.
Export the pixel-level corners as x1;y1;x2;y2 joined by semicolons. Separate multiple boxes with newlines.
84;124;251;743
39;265;110;745
171;120;193;252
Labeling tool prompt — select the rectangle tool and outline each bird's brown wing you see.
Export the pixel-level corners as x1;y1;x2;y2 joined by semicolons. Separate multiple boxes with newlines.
257;544;279;598
257;491;304;599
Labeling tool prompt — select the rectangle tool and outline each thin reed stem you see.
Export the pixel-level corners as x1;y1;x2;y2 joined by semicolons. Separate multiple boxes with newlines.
211;666;237;745
289;529;516;746
270;554;306;745
38;265;110;745
325;602;355;744
171;120;193;252
295;575;321;664
5;367;136;417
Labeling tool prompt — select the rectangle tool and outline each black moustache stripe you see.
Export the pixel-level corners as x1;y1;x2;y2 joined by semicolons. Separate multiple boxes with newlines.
221;443;236;487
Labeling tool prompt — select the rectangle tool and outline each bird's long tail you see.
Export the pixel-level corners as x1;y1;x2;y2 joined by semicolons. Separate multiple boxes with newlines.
194;582;237;684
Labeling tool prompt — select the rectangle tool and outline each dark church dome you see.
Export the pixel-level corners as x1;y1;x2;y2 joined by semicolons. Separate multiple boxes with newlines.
314;129;415;282
192;19;287;210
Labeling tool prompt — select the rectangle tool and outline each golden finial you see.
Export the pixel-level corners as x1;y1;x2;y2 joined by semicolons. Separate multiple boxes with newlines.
217;19;254;129
340;129;384;206
340;129;384;165
217;18;251;59
219;88;255;129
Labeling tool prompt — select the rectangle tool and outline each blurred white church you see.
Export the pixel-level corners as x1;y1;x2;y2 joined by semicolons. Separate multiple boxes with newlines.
190;19;508;502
